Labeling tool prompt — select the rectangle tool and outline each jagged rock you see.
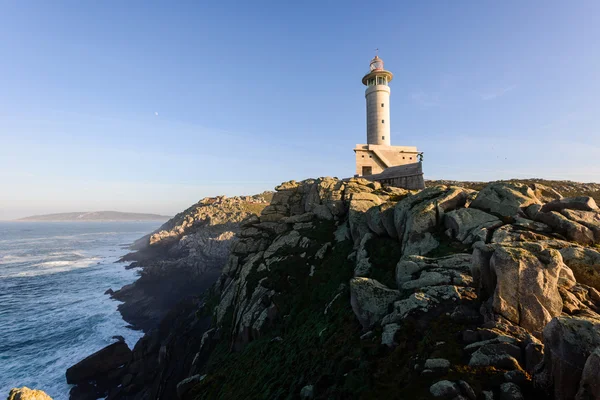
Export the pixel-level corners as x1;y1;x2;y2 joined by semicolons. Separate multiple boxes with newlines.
396;254;472;288
424;358;451;371
429;380;460;398
381;323;401;347
344;178;374;195
215;252;266;325
312;204;334;220
394;186;469;256
534;315;600;400
263;231;301;259
540;196;598;213
275;180;299;191
300;384;314;399
560;246;600;291
401;270;471;291
490;224;557;245
576;347;600;400
176;374;205;398
354;233;373;277
241;214;260;227
66;341;132;384
7;388;52;400
348;193;382;245
470;182;541;218
512;217;552;233
378;202;399;238
458;380;477;400
303;178;346;219
381;292;436;325
425;285;476;302
350;277;400;329
464;336;517;353
469;342;523;370
529;183;563;203
444;208;503;244
535;211;595;245
482;391;495;400
366;205;387;236
116;194;268;330
476;245;564;334
499;382;524;400
255;221;290;236
282;212;314;224
314;242;331;260
239;226;265;238
561;209;600;242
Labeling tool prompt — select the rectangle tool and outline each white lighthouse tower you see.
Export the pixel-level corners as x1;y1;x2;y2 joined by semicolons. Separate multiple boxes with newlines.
363;55;392;146
354;54;423;189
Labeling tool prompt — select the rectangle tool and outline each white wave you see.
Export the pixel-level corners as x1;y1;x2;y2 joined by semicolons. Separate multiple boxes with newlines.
0;230;148;245
0;254;44;265
2;257;101;278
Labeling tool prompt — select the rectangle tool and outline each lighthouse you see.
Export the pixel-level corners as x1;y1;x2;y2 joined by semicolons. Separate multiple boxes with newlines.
353;54;424;189
362;55;392;146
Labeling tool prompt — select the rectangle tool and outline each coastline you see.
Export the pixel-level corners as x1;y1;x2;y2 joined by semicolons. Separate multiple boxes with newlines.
0;221;155;399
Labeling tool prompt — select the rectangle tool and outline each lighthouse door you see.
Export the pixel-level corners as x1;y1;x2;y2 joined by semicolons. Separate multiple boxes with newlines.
362;166;372;176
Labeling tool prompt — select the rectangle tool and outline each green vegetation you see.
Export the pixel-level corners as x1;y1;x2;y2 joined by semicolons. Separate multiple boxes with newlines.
239;202;269;215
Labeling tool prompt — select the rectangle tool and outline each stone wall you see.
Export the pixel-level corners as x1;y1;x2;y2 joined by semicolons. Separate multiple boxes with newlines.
362;162;425;190
354;144;420;177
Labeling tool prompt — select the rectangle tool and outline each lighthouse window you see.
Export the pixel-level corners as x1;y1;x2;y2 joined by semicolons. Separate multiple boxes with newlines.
382;136;385;140
377;77;385;85
368;78;375;86
381;119;384;124
381;103;384;107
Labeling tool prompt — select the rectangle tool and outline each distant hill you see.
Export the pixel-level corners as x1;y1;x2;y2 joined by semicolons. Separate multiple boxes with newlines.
18;211;171;222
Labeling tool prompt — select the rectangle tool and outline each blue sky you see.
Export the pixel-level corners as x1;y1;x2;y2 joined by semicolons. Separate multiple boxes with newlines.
1;1;599;219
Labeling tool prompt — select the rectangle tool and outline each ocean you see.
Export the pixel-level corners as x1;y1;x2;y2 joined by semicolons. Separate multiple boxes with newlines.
0;221;162;399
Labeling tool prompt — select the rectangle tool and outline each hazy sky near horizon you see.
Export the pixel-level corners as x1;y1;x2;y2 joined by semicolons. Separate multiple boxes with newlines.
1;1;599;219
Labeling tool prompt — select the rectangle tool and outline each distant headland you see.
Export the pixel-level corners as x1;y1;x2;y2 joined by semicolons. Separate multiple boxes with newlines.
17;211;171;222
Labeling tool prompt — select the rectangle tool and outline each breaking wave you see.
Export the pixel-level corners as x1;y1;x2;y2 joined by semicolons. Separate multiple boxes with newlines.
0;221;162;399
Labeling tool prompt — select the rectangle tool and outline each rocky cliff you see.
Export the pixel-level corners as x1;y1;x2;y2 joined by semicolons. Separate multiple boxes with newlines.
111;193;271;330
70;178;600;400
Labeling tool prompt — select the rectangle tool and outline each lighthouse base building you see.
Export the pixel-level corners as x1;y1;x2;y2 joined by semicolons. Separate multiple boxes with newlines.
353;55;425;190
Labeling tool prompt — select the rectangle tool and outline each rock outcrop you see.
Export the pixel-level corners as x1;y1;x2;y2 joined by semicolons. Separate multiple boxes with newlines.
66;341;132;399
112;193;271;330
6;388;52;400
77;177;600;400
534;315;600;400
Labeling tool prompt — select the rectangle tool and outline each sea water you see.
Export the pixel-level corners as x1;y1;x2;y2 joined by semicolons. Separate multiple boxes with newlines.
0;221;161;399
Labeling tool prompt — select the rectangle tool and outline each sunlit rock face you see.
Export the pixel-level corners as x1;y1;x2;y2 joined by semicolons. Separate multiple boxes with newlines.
69;178;600;400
